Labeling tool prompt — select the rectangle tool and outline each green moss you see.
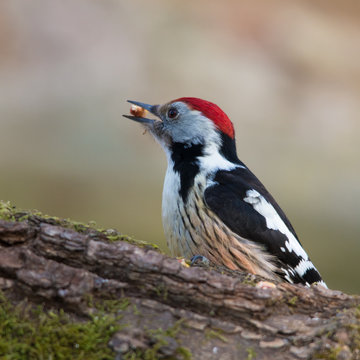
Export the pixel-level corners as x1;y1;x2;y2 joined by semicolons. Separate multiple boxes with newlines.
154;283;168;300
314;346;343;360
204;329;228;343
348;308;360;351
175;346;192;359
132;304;141;316
86;295;131;314
124;319;192;360
288;296;298;306
0;201;15;221
241;274;257;287
246;347;256;360
104;231;159;250
0;292;123;360
314;306;360;358
0;200;160;250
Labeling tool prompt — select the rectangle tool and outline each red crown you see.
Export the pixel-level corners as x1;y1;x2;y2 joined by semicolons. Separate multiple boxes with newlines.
173;97;235;139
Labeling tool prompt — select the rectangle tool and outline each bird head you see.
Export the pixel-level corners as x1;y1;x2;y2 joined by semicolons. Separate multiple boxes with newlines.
124;97;235;152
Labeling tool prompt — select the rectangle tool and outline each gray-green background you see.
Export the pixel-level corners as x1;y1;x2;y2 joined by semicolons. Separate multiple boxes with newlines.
1;0;359;293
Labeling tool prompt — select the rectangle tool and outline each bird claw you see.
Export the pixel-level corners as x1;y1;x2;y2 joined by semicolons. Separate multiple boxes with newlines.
190;255;210;267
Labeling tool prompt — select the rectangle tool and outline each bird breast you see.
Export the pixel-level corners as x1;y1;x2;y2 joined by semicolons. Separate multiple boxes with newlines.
161;165;279;280
162;164;206;258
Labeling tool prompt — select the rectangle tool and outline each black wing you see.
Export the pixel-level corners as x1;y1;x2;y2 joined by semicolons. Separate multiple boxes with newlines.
204;166;323;285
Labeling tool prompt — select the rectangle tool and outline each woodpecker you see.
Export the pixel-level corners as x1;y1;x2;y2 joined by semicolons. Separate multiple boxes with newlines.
124;97;327;287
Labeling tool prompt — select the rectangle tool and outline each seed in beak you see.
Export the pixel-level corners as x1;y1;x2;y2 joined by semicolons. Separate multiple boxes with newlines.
130;104;147;118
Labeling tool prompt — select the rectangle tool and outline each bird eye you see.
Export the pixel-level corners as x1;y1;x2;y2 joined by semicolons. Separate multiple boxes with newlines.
167;107;178;119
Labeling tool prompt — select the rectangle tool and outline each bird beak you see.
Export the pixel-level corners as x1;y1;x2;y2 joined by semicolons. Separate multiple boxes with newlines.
123;100;160;125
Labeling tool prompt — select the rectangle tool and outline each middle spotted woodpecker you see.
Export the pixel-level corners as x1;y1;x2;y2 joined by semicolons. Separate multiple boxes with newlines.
124;97;327;287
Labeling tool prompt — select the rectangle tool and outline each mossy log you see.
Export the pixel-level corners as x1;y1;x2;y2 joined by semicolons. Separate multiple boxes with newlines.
0;201;359;359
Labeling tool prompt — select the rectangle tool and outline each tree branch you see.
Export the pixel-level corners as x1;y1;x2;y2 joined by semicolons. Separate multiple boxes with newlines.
0;203;359;359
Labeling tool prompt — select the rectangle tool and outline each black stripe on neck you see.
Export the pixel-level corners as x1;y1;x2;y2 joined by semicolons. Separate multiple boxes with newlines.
219;133;244;166
170;142;204;203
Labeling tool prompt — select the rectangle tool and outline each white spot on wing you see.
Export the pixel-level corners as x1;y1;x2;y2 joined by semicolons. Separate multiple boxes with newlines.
317;280;328;288
244;189;309;260
295;259;316;277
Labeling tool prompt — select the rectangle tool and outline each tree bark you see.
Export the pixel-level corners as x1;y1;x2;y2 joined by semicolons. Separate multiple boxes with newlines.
0;209;359;359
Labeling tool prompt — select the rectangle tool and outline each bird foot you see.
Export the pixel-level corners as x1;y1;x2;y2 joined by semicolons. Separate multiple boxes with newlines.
190;255;210;267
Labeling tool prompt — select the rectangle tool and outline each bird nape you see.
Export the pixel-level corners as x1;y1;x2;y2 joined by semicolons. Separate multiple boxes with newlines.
123;97;327;288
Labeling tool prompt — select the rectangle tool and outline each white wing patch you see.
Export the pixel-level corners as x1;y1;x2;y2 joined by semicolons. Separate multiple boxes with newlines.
244;190;328;288
295;259;317;277
243;189;309;261
317;280;328;288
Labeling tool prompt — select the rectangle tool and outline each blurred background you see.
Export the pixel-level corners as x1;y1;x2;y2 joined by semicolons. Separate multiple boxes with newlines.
0;0;359;293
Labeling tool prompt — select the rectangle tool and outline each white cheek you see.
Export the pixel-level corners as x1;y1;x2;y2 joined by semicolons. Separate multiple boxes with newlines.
200;142;245;173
